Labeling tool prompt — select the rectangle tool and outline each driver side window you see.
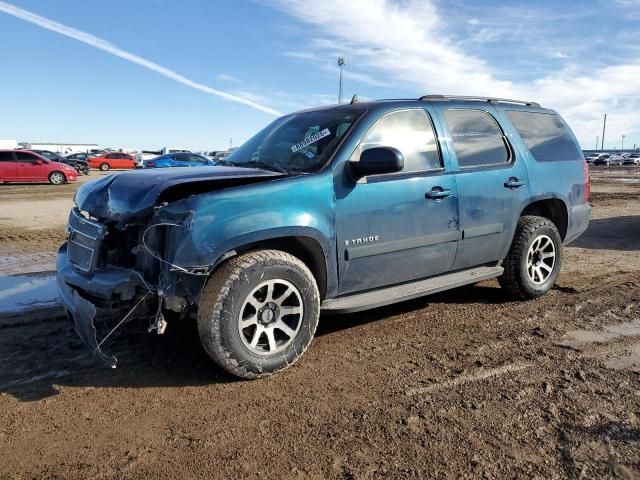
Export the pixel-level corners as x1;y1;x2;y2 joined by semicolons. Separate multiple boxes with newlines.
352;109;442;172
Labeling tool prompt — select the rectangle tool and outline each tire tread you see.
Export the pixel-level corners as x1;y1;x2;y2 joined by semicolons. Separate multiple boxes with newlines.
498;215;562;300
198;249;319;379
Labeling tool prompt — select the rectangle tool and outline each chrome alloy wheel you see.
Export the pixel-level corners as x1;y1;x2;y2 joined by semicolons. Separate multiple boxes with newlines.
526;234;556;284
238;279;303;356
49;172;65;185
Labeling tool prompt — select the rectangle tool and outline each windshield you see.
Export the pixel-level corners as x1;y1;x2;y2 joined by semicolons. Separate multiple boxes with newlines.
224;107;364;173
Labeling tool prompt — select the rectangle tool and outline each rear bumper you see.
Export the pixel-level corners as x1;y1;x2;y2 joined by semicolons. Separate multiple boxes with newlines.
565;202;591;244
56;243;145;367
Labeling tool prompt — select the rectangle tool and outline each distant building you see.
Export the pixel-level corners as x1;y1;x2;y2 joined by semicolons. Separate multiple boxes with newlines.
20;142;100;155
0;139;18;149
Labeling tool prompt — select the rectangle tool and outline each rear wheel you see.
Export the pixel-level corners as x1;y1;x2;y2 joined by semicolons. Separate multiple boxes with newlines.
499;215;562;299
99;163;110;171
198;250;320;379
48;171;66;185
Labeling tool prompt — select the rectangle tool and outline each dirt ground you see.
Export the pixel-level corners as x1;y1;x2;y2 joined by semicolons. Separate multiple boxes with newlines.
0;167;639;479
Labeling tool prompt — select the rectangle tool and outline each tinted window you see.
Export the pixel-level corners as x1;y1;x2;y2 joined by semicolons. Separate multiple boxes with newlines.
174;154;189;162
189;155;207;163
354;109;441;172
107;153;117;159
15;151;39;162
444;109;509;168
0;151;13;162
505;110;582;162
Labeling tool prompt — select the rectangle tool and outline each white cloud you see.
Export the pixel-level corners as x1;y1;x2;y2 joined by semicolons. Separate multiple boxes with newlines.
272;0;640;147
552;51;569;59
0;1;281;116
216;73;240;83
467;18;480;25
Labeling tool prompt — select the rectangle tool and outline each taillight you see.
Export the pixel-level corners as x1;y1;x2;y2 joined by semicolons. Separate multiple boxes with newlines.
147;161;155;167
583;161;590;202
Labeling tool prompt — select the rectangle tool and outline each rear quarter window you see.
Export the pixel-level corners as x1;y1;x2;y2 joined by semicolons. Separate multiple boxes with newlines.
505;110;582;162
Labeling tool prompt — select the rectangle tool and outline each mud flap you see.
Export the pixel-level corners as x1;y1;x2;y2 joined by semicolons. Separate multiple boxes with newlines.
57;277;117;368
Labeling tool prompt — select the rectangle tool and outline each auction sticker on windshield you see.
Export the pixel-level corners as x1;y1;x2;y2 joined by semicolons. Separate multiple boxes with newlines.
291;128;330;153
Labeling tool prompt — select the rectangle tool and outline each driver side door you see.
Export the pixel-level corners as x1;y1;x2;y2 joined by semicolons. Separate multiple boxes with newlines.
335;108;460;295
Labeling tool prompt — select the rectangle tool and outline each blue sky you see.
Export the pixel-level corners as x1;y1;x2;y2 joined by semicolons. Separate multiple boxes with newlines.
0;0;638;150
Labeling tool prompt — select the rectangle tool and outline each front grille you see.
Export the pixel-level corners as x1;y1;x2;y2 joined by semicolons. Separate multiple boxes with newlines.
67;208;106;272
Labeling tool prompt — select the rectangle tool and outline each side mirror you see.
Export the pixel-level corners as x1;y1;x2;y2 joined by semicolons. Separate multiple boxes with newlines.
350;147;404;178
34;160;43;165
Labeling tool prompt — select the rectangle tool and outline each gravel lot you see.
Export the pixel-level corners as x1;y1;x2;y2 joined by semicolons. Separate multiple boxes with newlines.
0;167;638;479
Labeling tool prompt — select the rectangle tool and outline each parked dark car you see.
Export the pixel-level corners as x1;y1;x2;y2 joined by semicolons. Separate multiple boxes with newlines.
593;154;611;165
65;152;93;162
57;95;591;378
31;149;90;175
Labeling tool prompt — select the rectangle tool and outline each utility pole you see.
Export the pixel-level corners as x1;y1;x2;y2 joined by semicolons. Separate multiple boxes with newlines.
595;136;599;150
229;138;233;150
337;57;345;104
621;134;625;151
601;114;607;151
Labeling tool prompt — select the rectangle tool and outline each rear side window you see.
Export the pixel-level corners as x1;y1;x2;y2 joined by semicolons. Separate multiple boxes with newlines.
505;110;582;162
0;152;13;162
354;109;442;172
444;109;510;168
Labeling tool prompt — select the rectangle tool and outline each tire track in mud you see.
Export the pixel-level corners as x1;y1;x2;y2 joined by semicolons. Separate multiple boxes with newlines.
0;270;638;479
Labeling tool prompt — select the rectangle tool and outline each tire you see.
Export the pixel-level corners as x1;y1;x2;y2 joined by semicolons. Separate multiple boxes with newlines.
198;249;320;379
498;215;562;300
99;163;110;171
48;171;66;185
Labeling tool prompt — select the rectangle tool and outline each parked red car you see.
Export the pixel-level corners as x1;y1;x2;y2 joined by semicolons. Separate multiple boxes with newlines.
88;152;136;171
0;150;78;184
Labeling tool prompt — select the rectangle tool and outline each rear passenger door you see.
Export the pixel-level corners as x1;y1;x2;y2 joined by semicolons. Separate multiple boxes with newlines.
0;151;17;180
433;105;531;269
335;108;460;294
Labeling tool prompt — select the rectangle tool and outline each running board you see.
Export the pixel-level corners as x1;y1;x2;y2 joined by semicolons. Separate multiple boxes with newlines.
321;265;504;314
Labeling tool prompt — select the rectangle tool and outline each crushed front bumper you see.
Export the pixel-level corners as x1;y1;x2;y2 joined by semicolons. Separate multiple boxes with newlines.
57;243;146;367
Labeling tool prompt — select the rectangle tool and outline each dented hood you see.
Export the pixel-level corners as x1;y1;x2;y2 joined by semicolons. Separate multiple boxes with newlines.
75;166;283;223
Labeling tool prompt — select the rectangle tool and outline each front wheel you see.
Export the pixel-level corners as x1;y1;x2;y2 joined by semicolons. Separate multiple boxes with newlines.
198;250;320;379
99;163;110;171
499;215;562;299
48;171;66;185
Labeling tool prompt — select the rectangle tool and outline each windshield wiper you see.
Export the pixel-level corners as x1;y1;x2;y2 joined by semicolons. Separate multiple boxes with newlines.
243;160;289;175
216;159;290;175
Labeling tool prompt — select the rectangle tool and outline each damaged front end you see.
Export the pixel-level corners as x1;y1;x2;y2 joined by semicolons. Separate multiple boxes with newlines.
56;167;283;366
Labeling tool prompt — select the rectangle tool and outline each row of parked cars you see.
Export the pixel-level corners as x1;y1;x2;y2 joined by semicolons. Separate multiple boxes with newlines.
585;152;640;166
0;148;229;184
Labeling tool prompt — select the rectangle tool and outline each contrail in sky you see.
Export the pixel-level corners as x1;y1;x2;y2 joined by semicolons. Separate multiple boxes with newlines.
0;1;282;116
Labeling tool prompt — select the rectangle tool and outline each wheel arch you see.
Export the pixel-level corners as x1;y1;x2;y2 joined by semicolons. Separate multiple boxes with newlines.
520;197;568;240
211;233;332;300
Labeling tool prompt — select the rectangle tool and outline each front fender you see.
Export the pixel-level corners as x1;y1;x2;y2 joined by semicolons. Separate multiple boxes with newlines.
156;172;338;295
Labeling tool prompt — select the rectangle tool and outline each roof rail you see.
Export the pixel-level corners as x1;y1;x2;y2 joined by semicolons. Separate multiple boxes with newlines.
419;94;540;107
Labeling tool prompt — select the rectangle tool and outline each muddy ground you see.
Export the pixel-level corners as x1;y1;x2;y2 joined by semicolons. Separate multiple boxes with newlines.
0;167;639;479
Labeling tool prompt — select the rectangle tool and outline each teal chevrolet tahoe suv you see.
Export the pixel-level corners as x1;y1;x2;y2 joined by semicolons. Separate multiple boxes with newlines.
57;95;591;378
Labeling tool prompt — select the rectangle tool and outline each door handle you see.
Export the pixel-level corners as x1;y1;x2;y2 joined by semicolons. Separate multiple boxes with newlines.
425;187;453;199
504;177;525;189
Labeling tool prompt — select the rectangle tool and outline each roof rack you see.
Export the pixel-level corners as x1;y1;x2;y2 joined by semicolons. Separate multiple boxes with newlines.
419;94;540;107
